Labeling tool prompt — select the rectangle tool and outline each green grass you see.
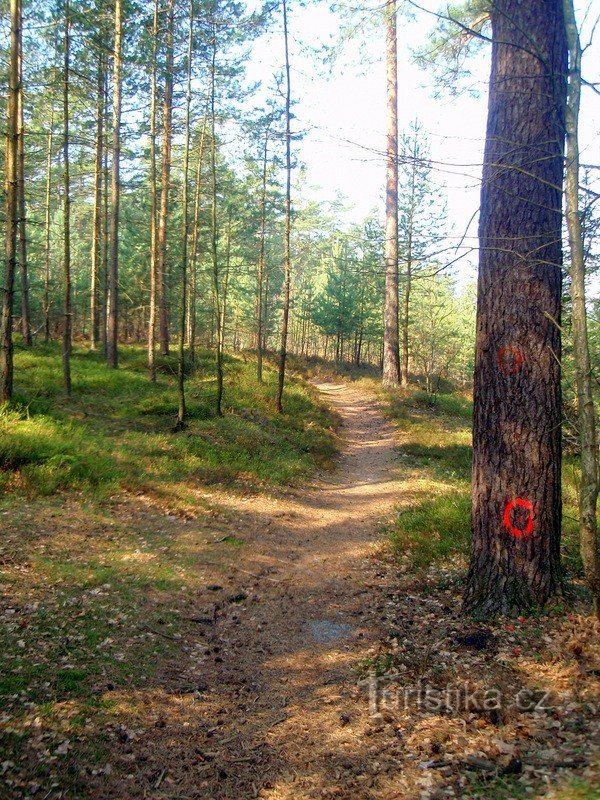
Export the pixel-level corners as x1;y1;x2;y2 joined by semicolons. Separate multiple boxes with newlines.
0;343;338;498
0;344;340;789
466;769;600;799
383;387;584;577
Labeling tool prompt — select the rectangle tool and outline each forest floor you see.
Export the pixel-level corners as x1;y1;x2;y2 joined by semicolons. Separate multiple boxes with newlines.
1;360;599;799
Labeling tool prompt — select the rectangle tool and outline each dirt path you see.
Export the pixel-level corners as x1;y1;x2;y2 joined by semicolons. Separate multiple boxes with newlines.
8;380;598;799
107;381;406;799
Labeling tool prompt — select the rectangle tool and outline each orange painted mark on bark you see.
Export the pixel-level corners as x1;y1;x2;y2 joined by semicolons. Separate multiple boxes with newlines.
503;498;534;537
497;346;524;375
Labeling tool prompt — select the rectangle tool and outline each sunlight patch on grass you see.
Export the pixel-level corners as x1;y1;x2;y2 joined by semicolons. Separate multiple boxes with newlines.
0;344;338;499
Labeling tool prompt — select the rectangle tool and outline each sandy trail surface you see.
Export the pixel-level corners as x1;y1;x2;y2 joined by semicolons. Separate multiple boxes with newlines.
110;381;408;799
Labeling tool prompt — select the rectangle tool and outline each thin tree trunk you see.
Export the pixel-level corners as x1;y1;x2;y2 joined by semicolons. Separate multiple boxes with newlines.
401;252;411;387
157;0;175;356
17;1;31;348
220;211;232;353
175;0;194;431
263;270;269;351
0;0;20;401
43;107;54;344
464;0;567;615
382;0;399;387
563;0;600;618
106;0;123;368
188;114;208;362
401;155;416;388
90;54;104;350
257;123;270;383
62;0;72;396
276;0;292;414
147;0;159;381
101;83;109;355
209;22;223;416
188;129;204;351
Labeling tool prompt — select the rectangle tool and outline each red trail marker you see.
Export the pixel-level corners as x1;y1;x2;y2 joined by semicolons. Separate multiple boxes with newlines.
503;498;534;537
497;346;524;376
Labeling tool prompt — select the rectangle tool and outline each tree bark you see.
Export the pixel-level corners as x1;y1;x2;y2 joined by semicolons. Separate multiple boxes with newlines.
220;211;232;354
90;53;105;350
188;113;208;363
43;107;54;344
17;0;31;348
276;0;292;414
147;0;159;381
62;0;72;396
464;0;567;615
176;0;194;431
106;0;123;369
401;147;416;388
562;0;600;617
382;0;399;387
0;0;20;402
256;122;270;384
209;21;223;416
101;85;109;354
157;0;175;356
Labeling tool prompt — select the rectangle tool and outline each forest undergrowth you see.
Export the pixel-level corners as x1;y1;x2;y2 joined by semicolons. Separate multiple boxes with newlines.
0;350;598;799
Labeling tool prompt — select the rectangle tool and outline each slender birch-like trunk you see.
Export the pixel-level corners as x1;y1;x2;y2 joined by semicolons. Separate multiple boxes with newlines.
187;114;207;362
90;54;104;350
17;0;31;348
0;0;20;401
382;0;399;387
256;122;270;383
62;0;72;396
276;0;292;413
106;0;123;368
157;0;175;356
147;0;160;381
43;107;54;343
562;0;600;618
176;0;194;430
209;22;223;416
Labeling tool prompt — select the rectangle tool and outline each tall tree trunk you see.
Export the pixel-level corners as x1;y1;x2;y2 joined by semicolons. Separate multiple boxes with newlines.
464;0;567;615
106;0;123;368
62;0;72;397
256;123;270;384
43;107;54;343
263;271;270;351
176;0;194;431
276;0;292;414
209;26;223;417
220;211;232;354
90;53;104;350
17;1;31;348
562;0;600;618
401;154;416;388
101;86;109;355
382;0;399;387
147;0;159;381
157;0;175;356
0;0;20;401
188;114;208;363
401;251;411;387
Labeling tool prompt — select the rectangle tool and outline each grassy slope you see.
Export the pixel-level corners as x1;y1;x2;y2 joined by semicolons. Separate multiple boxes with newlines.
0;344;338;797
1;344;337;498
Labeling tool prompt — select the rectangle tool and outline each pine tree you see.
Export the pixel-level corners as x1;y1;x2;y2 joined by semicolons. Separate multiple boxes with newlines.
464;0;567;614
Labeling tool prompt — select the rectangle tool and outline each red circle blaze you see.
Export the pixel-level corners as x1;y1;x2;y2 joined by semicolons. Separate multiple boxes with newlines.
497;346;524;375
503;498;534;538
